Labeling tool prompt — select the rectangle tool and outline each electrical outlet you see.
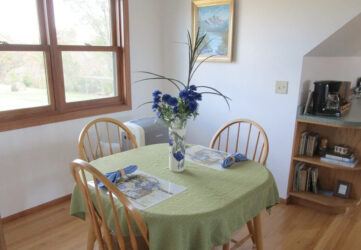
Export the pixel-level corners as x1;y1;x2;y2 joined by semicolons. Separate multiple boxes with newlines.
275;81;288;94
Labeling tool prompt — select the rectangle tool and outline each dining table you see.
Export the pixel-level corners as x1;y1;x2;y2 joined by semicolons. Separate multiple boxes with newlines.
70;143;279;250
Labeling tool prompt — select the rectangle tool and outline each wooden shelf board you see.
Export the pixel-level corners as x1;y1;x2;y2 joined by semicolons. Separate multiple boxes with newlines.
293;155;361;171
289;191;359;208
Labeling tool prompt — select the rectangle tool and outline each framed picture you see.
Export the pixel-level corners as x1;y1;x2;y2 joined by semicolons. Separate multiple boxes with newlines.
192;0;234;62
335;181;351;198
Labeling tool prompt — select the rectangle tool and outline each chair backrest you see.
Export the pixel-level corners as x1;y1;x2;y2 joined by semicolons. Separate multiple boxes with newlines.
78;118;138;162
70;159;149;250
210;119;269;166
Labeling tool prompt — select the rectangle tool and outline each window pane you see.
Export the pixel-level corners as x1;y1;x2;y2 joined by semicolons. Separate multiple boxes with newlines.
0;52;49;111
62;52;116;102
53;0;112;46
0;0;40;44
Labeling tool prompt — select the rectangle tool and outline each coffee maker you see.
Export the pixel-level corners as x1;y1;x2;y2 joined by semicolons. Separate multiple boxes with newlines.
312;81;343;117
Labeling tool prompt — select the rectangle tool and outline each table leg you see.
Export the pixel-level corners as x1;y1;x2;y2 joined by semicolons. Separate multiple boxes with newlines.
253;213;263;250
87;226;96;250
246;220;256;244
222;242;230;250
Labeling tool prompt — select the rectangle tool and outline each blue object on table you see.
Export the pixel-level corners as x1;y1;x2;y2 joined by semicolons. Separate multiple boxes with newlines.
97;165;138;188
222;153;247;168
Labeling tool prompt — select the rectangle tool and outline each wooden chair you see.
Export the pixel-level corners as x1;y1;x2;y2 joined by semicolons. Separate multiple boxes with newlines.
210;119;269;250
70;159;149;250
78;118;138;162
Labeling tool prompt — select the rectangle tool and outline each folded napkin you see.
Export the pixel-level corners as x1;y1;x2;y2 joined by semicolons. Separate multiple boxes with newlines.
97;165;138;188
221;153;247;168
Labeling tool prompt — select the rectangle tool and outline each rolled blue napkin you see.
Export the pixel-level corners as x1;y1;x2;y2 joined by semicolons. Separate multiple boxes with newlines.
97;165;138;188
221;153;247;168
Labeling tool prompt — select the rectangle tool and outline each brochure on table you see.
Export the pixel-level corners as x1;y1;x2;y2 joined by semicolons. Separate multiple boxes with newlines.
185;145;228;171
89;170;186;209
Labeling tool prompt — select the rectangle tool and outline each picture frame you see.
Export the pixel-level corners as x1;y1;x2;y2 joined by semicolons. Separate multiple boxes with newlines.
334;181;351;199
192;0;234;63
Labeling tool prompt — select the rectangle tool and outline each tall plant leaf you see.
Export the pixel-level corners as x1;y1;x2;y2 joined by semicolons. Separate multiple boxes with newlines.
135;77;181;91
189;55;214;81
198;86;232;109
137;71;186;88
136;101;153;109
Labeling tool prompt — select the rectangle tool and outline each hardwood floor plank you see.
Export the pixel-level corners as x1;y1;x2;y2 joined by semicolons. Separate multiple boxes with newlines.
3;200;361;249
3;201;88;250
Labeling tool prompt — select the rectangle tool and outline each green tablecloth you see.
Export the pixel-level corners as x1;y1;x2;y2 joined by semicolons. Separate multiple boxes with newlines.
70;143;279;250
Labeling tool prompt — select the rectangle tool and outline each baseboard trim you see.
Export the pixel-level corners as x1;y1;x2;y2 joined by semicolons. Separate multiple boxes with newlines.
280;197;289;204
3;194;71;224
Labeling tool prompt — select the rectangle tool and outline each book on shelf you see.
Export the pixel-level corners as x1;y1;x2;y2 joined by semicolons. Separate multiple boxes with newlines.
298;132;319;157
311;168;318;193
293;162;319;193
293;162;305;191
305;168;310;192
306;133;319;157
299;131;308;155
320;157;359;168
318;189;333;197
324;150;355;163
299;169;307;192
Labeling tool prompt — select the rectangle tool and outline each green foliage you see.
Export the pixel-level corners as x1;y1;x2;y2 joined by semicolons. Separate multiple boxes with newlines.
22;75;32;87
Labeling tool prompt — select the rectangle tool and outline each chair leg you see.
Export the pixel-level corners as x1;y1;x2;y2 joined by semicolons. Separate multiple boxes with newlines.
222;243;230;250
246;220;256;245
253;213;263;250
87;226;96;250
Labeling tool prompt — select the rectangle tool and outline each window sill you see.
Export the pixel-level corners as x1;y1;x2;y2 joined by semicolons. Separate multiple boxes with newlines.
0;103;132;132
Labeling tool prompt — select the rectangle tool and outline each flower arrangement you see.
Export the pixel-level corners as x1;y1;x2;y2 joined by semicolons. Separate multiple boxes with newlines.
137;30;230;129
136;30;230;172
151;84;202;129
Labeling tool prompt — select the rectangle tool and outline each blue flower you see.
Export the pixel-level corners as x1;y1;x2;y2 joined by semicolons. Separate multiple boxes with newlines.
162;94;171;102
188;101;198;113
179;89;188;99
194;93;202;101
172;106;178;114
152;103;158;110
179;87;202;104
153;96;161;103
168;97;178;106
189;85;197;91
152;90;162;97
168;138;173;146
173;151;184;161
153;97;161;111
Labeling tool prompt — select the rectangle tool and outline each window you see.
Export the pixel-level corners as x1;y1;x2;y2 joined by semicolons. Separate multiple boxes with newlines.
0;0;131;131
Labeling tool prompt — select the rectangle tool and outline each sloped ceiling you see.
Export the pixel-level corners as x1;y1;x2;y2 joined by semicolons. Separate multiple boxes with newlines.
307;13;361;57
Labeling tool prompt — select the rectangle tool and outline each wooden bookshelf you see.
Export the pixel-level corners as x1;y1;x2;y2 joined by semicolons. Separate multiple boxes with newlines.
287;103;361;214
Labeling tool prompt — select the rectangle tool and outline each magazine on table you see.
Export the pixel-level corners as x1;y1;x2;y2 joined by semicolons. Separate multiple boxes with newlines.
185;145;229;171
88;170;186;209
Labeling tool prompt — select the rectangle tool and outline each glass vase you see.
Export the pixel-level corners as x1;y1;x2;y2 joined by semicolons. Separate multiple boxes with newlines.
168;120;187;172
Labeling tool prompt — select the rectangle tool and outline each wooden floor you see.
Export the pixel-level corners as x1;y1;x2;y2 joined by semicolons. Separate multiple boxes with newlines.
3;200;361;250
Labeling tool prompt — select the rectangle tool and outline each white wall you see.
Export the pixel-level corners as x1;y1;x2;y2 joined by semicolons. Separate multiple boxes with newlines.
299;56;361;105
307;13;361;57
0;0;166;217
160;0;361;199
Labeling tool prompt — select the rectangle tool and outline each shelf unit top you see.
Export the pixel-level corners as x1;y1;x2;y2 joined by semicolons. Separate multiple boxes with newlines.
297;98;361;128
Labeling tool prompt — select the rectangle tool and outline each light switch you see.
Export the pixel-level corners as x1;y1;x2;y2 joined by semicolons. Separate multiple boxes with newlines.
275;81;288;94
